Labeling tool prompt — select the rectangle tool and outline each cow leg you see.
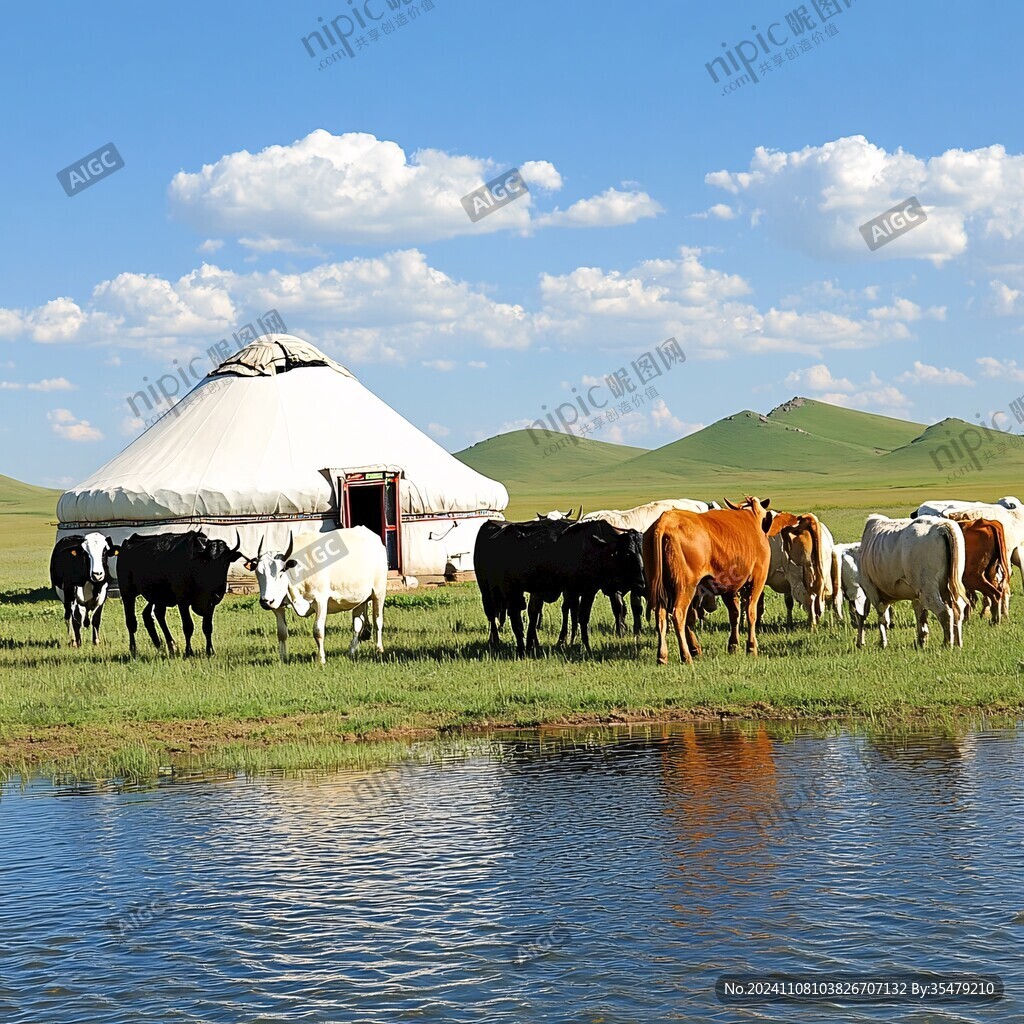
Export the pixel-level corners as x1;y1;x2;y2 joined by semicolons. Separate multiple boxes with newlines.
526;594;545;655
671;593;694;664
64;595;80;647
509;603;527;659
142;602;164;651
631;591;644;638
784;592;794;630
312;598;328;664
578;591;598;654
123;593;139;658
724;592;742;654
157;604;180;654
174;604;192;657
684;602;702;659
746;574;768;656
609;591;626;638
914;603;930;648
372;588;384;654
350;601;366;657
274;607;289;662
556;596;572;647
202;611;215;657
655;602;670;666
91;601;104;645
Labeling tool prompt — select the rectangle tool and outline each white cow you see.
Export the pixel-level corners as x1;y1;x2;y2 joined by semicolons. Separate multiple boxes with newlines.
857;515;966;649
915;498;1024;610
834;542;891;629
246;527;388;664
580;498;709;532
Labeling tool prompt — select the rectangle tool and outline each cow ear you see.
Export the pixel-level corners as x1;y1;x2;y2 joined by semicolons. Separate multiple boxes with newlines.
70;548;78;557
723;498;740;510
760;498;771;509
244;559;257;572
111;546;120;556
284;558;299;570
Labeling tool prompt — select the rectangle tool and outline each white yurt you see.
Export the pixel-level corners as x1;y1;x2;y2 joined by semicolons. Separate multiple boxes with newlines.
57;335;508;583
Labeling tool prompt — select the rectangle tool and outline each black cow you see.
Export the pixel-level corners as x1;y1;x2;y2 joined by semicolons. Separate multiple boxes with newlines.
117;530;243;657
49;532;117;646
475;518;645;656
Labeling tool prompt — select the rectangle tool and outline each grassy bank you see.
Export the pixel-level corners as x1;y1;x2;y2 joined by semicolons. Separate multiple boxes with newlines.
2;507;1023;779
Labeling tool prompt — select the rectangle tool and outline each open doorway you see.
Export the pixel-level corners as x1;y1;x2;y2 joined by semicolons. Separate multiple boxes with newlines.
341;472;402;571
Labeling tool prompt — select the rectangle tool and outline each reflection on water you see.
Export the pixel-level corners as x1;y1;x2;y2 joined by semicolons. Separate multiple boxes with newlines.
0;723;1021;1023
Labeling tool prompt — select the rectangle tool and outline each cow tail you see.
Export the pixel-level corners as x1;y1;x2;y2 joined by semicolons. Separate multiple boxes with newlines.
808;515;825;603
990;521;1010;592
942;521;966;608
644;522;665;623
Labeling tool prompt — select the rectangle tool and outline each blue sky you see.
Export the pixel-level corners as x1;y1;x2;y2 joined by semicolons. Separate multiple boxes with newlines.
5;0;1024;487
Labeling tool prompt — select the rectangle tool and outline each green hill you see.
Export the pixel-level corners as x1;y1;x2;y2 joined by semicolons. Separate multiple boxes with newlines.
767;397;922;453
455;429;649;484
454;398;1024;517
878;418;1024;481
613;408;880;479
0;473;59;516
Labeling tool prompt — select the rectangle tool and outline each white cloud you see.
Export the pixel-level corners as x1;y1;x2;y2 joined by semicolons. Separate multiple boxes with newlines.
467;360;487;369
535;188;662;229
784;364;855;393
518;161;563;190
707;134;1024;265
692;203;737;220
197;239;224;254
989;280;1022;315
48;408;103;442
0;377;75;392
427;422;450;438
977;356;1024;382
0;245;935;376
169;130;659;247
896;361;974;386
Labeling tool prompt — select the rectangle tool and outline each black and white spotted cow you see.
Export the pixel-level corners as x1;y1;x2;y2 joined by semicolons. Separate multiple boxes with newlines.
49;533;117;646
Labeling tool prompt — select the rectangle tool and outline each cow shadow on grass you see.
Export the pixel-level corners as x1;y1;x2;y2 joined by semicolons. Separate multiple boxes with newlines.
1;586;53;606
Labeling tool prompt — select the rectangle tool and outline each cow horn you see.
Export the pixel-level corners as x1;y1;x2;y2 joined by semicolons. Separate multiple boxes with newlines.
230;529;242;556
257;535;264;559
283;532;294;561
577;504;584;520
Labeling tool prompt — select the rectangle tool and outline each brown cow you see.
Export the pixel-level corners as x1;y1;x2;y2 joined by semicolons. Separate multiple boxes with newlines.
643;496;772;665
946;513;1010;622
761;511;827;629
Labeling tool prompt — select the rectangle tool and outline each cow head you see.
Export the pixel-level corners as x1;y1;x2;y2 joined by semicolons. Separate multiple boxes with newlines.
195;530;244;566
536;507;575;520
999;496;1023;509
603;526;646;592
245;534;299;610
81;532;118;584
724;496;772;531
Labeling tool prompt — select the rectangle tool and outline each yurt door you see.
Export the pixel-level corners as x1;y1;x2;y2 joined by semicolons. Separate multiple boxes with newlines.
341;472;402;571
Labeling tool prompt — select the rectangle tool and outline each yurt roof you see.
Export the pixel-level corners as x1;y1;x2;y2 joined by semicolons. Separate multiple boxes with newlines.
58;335;508;524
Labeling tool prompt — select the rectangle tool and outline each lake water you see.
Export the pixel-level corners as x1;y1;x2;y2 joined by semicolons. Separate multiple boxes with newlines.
0;723;1021;1023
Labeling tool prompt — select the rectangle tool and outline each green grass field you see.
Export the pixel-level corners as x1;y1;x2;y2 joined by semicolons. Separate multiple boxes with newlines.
4;397;1023;779
2;502;1022;781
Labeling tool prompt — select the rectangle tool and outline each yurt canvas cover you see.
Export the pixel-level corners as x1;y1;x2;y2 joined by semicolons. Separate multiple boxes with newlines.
57;335;508;579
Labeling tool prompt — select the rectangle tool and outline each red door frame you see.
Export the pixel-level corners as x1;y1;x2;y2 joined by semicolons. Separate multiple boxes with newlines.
341;472;402;571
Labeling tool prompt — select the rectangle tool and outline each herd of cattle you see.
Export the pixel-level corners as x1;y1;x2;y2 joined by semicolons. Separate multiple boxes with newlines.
474;495;1019;662
48;494;1021;663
